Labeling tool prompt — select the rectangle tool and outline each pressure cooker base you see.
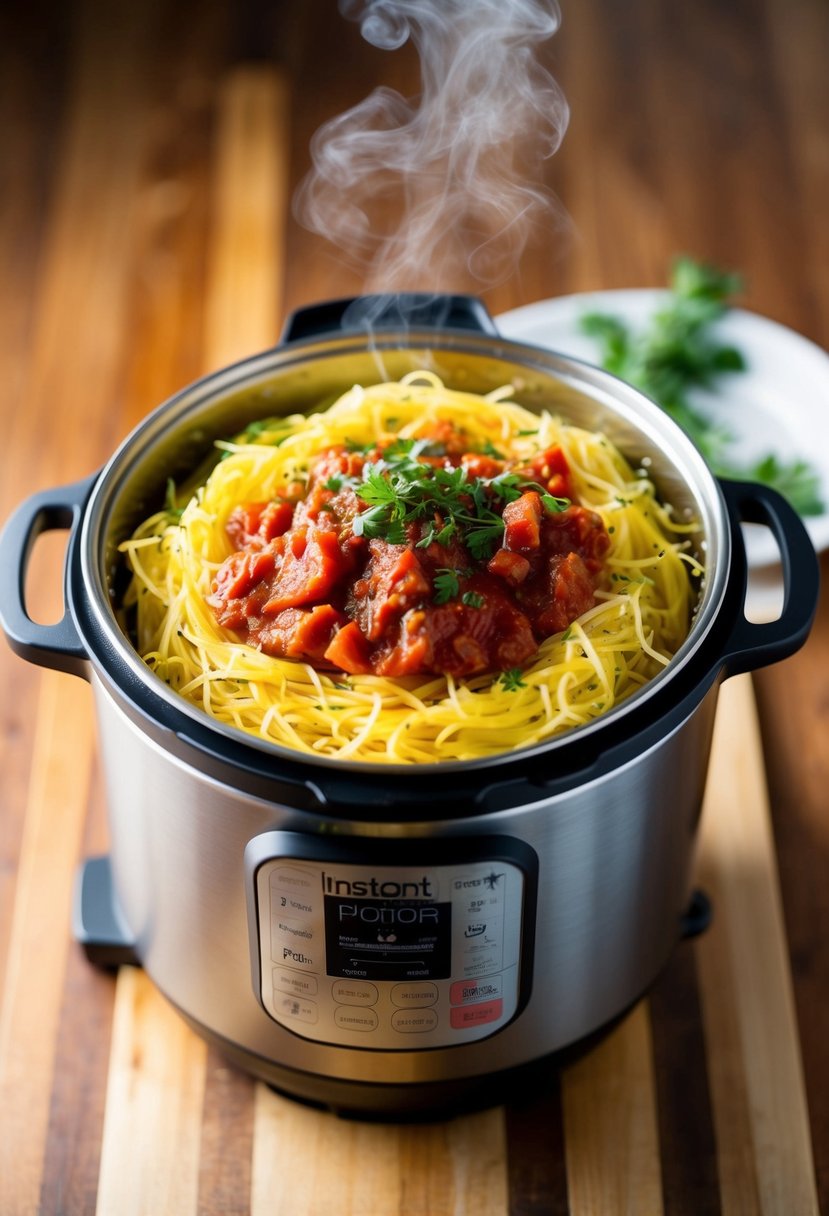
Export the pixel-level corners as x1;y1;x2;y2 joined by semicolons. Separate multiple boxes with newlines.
173;995;644;1121
74;855;710;1119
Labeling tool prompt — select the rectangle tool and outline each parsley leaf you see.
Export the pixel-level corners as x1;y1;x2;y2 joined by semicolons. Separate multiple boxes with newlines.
462;591;485;609
499;668;527;692
350;438;573;559
579;256;824;516
725;454;824;517
433;568;460;604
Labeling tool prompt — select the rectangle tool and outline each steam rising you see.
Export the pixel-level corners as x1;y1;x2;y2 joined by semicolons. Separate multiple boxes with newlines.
294;0;569;292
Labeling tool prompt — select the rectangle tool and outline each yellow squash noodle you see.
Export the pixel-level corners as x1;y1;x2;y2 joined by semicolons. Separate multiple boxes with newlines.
119;373;703;764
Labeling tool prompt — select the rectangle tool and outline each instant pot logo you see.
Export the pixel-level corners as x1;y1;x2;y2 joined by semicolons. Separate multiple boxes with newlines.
321;872;433;899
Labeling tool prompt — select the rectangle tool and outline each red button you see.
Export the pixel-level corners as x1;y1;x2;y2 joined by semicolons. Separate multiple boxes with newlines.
450;978;502;1006
450;999;503;1029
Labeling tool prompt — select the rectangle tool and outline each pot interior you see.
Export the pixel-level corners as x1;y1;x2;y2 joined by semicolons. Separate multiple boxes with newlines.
83;328;728;770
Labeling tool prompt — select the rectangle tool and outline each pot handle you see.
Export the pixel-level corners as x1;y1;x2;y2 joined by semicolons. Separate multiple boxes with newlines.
279;293;499;344
0;476;94;679
719;478;819;675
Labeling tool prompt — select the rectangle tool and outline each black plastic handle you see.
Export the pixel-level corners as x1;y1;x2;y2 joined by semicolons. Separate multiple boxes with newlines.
280;292;499;344
0;475;95;679
719;478;819;675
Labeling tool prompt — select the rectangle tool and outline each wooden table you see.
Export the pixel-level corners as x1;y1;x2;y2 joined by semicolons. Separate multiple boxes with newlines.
1;1;827;1212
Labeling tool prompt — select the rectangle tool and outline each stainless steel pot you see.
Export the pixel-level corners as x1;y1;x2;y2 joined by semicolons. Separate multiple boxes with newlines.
0;294;818;1116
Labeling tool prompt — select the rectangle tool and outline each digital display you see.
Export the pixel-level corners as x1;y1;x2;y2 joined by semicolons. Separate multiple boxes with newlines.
324;896;452;981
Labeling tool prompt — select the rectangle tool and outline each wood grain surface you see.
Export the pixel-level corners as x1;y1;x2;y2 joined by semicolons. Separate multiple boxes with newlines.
1;1;827;1213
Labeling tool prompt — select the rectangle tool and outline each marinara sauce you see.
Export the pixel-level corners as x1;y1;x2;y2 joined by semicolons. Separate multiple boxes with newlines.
208;428;611;678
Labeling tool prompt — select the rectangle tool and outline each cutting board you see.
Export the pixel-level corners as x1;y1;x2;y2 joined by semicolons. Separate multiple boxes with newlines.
0;63;819;1216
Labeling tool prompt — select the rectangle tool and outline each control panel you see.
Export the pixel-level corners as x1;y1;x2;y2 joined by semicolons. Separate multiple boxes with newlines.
245;832;537;1051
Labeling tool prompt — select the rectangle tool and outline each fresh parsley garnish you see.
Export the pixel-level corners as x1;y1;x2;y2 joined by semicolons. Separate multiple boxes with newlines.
352;444;570;557
433;568;461;604
579;256;824;516
720;454;824;518
462;591;485;609
499;668;527;691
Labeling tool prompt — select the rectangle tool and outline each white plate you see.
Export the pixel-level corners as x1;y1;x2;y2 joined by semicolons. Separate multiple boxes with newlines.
496;291;829;619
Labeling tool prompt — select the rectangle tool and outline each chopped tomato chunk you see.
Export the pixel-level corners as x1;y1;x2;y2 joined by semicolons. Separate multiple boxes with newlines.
258;500;294;541
350;541;430;641
259;604;344;660
212;548;275;602
542;506;611;569
519;551;597;636
487;548;531;585
226;500;294;549
503;491;542;551
263;529;344;614
461;453;503;480
529;447;573;498
323;621;373;674
531;445;574;501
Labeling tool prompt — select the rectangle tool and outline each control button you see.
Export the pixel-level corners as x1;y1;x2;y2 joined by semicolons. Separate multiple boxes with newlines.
271;866;316;897
462;953;503;978
334;1006;379;1033
450;976;502;1006
392;1008;439;1034
272;889;316;917
271;934;319;971
390;982;438;1008
273;967;318;999
450;998;503;1030
270;914;319;969
453;870;507;906
332;980;379;1007
272;913;315;943
275;994;318;1025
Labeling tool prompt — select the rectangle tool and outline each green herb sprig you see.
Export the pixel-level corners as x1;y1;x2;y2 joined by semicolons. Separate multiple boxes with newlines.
433;568;461;604
350;438;569;558
579;256;824;516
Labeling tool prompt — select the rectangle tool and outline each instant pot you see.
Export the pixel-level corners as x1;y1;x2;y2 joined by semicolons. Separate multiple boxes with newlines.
0;295;818;1116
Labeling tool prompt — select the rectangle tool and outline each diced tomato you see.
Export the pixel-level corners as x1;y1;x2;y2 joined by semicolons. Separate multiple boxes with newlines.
522;551;596;636
376;583;537;679
542;506;611;569
462;453;503;480
226;500;294;549
438;588;536;675
258;604;344;660
374;610;433;676
487;548;531;585
264;529;344;613
212;548;276;601
324;621;373;674
351;541;430;641
289;527;308;559
503;491;542;551
257;500;294;541
531;446;574;501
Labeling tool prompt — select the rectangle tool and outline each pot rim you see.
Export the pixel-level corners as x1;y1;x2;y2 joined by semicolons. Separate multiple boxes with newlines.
76;324;731;779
